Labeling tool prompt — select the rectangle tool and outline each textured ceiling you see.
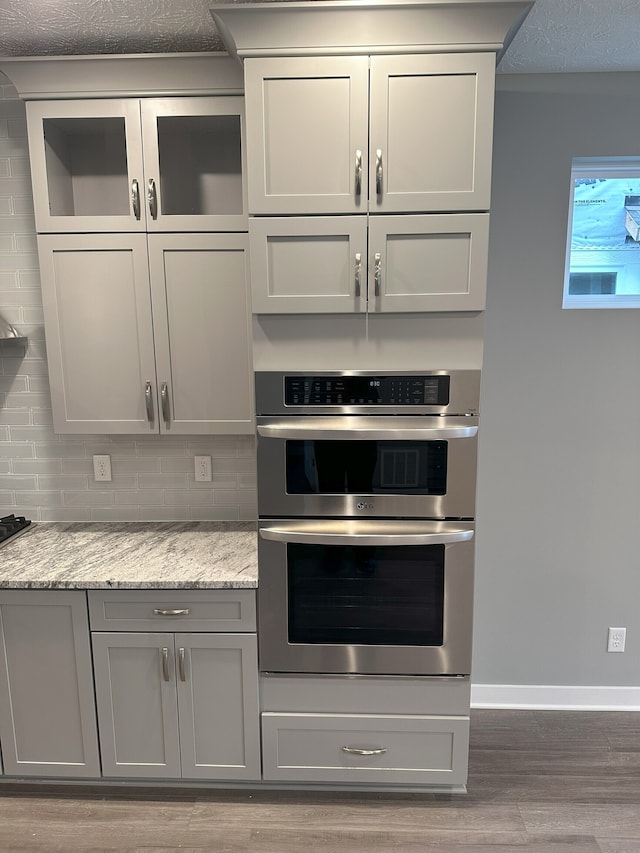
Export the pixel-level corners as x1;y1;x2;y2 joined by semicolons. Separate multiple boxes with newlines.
0;0;637;73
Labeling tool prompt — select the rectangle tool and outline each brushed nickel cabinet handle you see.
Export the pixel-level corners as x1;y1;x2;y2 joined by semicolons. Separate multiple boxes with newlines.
153;609;190;616
354;253;362;297
131;179;141;220
374;252;382;296
375;149;383;195
355;149;363;196
161;647;170;682
145;381;154;423
342;745;387;756
148;178;158;219
161;381;170;425
178;647;186;682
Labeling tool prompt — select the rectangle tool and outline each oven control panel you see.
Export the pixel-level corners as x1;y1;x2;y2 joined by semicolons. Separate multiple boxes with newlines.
284;375;450;407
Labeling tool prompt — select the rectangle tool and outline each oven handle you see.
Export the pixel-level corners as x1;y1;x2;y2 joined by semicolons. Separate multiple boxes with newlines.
259;525;474;547
257;420;477;441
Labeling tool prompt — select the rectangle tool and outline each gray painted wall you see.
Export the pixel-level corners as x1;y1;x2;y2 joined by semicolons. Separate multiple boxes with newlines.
474;72;640;687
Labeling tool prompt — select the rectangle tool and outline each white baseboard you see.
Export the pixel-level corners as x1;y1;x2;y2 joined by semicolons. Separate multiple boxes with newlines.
471;683;640;711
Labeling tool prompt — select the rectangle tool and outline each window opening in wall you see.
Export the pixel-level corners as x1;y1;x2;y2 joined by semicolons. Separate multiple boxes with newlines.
564;158;640;308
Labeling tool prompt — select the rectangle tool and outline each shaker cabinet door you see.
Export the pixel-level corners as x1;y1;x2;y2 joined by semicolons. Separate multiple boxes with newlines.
148;234;254;434
368;53;495;213
244;56;369;214
368;214;490;312
176;633;261;780
38;233;159;434
249;216;368;313
92;632;182;779
0;590;101;778
26;98;146;233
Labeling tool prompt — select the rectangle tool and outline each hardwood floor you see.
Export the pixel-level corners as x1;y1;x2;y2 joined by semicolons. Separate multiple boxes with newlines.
1;710;640;853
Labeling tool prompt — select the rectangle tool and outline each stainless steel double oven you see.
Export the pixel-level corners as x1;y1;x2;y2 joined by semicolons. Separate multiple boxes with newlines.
256;370;479;677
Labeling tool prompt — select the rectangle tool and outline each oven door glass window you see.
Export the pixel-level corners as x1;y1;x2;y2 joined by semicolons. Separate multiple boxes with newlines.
285;440;447;495
287;543;445;646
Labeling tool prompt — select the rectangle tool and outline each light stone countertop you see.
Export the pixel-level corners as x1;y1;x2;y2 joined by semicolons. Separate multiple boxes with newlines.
0;522;258;589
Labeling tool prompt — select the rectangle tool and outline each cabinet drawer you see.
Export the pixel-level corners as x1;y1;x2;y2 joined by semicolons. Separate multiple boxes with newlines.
262;712;469;786
88;589;256;632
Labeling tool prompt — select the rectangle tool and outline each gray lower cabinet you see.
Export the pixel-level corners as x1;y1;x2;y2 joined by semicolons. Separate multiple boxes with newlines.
91;631;261;780
0;590;101;778
260;675;471;787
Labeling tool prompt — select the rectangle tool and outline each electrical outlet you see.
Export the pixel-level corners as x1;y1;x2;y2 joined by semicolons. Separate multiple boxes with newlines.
607;627;626;653
92;454;112;482
194;455;212;482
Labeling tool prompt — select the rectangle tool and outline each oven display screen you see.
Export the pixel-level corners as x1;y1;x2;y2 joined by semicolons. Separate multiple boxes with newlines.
284;375;450;407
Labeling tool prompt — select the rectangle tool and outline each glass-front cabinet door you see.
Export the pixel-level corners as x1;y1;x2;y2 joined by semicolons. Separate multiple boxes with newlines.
26;99;146;233
26;96;247;233
140;97;247;232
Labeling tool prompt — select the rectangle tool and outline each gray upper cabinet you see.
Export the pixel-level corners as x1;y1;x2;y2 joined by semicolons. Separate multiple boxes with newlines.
26;96;248;233
38;232;254;434
243;53;495;216
249;213;489;313
0;590;101;778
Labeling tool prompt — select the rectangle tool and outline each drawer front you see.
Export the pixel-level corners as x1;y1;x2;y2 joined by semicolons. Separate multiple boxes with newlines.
88;589;256;632
260;675;470;716
262;712;469;786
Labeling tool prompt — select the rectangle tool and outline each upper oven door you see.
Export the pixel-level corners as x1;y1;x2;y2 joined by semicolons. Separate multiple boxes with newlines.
256;416;478;518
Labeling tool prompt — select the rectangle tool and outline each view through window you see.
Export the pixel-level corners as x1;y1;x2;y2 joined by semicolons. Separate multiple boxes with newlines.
564;158;640;308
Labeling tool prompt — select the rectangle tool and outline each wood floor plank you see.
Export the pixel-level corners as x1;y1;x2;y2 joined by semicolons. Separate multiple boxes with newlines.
0;796;194;849
595;840;640;853
187;798;526;834
519;804;640;838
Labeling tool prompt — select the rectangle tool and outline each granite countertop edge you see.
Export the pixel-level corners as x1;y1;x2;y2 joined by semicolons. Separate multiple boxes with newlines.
0;521;259;591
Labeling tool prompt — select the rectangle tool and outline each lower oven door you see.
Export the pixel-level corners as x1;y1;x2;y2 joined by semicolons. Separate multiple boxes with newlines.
257;519;474;677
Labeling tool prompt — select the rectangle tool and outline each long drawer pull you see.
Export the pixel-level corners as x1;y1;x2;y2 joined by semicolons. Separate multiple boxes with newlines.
342;745;387;756
153;608;191;616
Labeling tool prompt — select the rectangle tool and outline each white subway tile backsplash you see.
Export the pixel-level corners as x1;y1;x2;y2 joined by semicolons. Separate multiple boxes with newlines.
163;489;214;506
16;490;63;506
115;489;164;506
63;490;114;507
13;459;62;475
40;507;91;522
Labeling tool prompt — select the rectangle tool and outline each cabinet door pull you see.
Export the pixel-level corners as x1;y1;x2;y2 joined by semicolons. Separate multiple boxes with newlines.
342;745;387;756
131;179;141;220
374;253;382;296
145;381;154;424
354;253;362;297
153;609;191;616
160;381;170;425
161;647;170;682
355;150;363;197
375;149;383;195
178;647;186;682
148;178;158;219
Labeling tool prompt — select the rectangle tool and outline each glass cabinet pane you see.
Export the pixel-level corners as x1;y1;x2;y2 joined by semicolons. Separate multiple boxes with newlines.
42;117;130;218
156;114;243;217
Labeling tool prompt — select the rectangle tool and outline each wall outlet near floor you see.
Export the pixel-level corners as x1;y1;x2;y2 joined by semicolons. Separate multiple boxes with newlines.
92;454;112;482
607;627;626;653
194;455;212;482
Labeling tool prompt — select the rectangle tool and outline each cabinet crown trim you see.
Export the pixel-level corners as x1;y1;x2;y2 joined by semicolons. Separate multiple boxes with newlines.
0;52;243;100
210;0;534;59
